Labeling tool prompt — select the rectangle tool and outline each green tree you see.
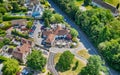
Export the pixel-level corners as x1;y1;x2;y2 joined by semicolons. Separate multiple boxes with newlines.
53;14;63;23
84;0;92;6
27;50;46;71
0;7;7;15
0;41;4;48
42;9;52;20
0;29;6;37
0;0;3;3
3;38;10;45
98;39;120;71
70;28;78;38
11;2;19;12
2;59;20;75
0;13;2;23
44;18;50;27
56;51;74;72
80;55;107;75
26;21;33;29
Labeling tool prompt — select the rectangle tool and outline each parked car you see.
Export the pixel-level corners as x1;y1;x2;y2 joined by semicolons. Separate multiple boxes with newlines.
22;69;29;75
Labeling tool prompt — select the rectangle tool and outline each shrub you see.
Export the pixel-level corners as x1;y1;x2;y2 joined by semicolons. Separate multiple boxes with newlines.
3;15;31;21
72;37;78;43
0;56;8;62
42;68;46;73
11;29;29;39
26;21;33;29
0;29;6;37
0;22;12;30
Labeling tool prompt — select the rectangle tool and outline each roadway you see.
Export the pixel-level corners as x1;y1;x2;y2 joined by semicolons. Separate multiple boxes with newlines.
48;0;120;75
47;52;59;75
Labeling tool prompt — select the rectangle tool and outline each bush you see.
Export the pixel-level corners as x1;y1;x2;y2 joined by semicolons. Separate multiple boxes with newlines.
3;38;11;45
3;15;30;21
0;29;6;37
72;37;78;43
20;7;27;12
0;41;4;48
42;68;46;73
0;22;12;30
11;29;29;39
70;43;75;48
0;56;8;62
0;7;7;15
26;21;33;29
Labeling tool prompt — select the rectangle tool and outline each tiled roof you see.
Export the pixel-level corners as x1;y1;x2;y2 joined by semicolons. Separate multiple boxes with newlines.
54;25;62;35
42;30;53;36
57;30;68;35
46;34;55;43
13;38;32;61
43;25;69;43
11;19;27;26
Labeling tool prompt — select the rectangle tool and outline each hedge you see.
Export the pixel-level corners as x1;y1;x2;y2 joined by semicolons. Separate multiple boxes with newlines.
3;15;32;21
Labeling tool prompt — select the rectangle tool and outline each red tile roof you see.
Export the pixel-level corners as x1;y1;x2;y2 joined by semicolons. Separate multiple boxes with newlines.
42;30;53;36
11;19;27;26
54;25;62;35
13;39;32;62
43;25;69;44
46;34;55;43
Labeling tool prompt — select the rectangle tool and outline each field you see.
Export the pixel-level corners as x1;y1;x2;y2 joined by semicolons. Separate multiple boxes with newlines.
77;49;90;59
104;0;119;6
54;53;86;75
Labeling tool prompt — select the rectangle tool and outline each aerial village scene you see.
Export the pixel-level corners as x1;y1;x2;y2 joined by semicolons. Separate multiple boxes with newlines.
0;0;120;75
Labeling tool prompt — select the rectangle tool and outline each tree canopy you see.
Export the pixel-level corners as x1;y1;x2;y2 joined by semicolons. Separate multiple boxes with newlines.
98;39;120;71
2;59;20;75
0;7;7;15
42;9;52;20
50;13;63;23
11;2;19;12
84;0;92;6
52;0;78;20
44;18;50;27
26;21;33;29
52;0;120;71
80;55;107;75
70;28;78;38
27;50;47;71
56;51;74;72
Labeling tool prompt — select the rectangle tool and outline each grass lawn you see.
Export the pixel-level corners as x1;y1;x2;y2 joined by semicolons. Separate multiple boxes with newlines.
77;49;90;59
54;53;86;75
104;0;119;6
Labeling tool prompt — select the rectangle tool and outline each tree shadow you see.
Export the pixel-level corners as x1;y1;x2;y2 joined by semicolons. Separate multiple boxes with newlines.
55;63;68;72
72;61;79;71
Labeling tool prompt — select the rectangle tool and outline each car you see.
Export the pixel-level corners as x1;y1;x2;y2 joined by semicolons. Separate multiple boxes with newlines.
41;40;45;45
22;69;29;75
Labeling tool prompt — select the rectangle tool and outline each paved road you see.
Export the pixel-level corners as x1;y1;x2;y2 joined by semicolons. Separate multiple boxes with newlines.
48;0;120;75
47;52;59;75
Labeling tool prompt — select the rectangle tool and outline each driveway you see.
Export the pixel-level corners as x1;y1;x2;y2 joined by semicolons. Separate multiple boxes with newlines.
33;21;43;46
47;52;59;75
